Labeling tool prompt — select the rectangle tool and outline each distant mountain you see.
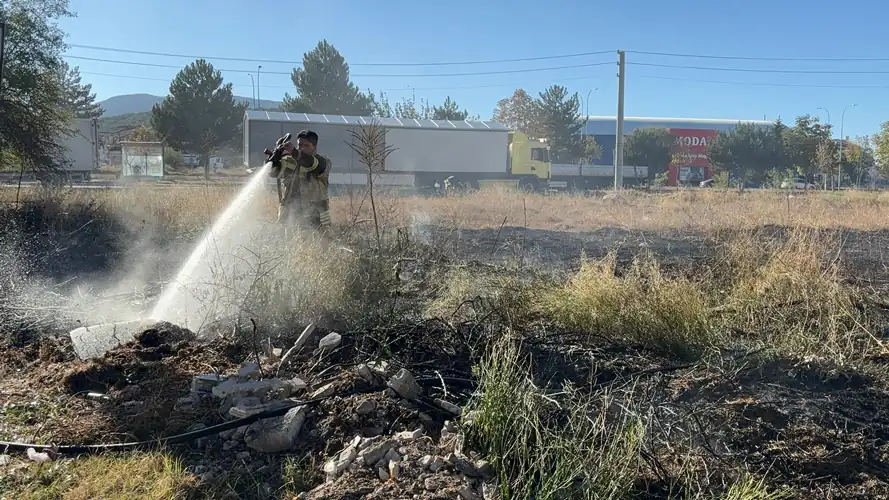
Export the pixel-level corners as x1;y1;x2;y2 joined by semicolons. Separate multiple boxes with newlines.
97;93;282;116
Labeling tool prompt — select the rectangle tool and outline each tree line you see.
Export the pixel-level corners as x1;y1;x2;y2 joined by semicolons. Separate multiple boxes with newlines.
4;2;889;183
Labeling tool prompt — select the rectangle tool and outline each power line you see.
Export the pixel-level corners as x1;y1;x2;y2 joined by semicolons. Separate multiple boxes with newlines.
67;43;615;67
627;50;889;62
65;55;614;77
635;74;889;89
630;61;889;74
79;70;610;92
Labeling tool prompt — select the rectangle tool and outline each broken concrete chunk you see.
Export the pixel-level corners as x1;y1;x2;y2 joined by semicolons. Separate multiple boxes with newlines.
212;379;288;402
191;374;225;395
358;439;396;465
387;369;421;400
395;428;424;442
238;362;262;380
318;332;342;351
286;378;307;393
435;398;462;416
311;382;335;399
227;396;264;418
382;447;401;466
245;406;306;453
355;399;377;415
368;361;390;377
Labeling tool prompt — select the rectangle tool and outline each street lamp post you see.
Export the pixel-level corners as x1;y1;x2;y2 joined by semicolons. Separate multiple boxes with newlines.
249;74;256;109
256;65;262;110
839;104;857;190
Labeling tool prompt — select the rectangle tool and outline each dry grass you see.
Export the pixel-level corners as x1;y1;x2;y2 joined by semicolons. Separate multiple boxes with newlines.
6;184;889;234
7;452;192;500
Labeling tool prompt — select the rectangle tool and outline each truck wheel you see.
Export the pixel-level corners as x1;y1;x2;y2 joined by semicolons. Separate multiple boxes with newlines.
519;178;538;193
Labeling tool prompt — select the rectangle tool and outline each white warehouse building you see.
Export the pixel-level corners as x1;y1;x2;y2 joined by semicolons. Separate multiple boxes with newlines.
242;110;512;188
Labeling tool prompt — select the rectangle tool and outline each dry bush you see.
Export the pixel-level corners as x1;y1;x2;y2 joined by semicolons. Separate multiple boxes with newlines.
717;227;878;361
538;252;716;358
466;335;645;499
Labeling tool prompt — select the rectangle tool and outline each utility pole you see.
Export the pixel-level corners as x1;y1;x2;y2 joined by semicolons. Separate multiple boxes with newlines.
839;104;857;190
614;50;626;190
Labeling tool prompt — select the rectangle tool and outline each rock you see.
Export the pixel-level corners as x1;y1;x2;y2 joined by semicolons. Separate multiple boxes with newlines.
378;467;390;481
0;455;10;466
286;378;307;393
358;439;396;465
368;360;390;376
475;460;495;479
311;382;335;399
358;435;381;450
388;460;401;480
324;444;358;480
443;420;458;433
355;399;377;415
395;428;423;442
318;332;342;351
428;456;446;473
387;369;421;400
191;374;224;395
212;378;288;402
424;476;443;491
227;396;263;418
448;453;481;477
457;485;483;500
382;448;401;466
357;364;381;384
271;348;283;358
238;362;262;380
419;455;434;467
435;398;462;416
245;406;306;453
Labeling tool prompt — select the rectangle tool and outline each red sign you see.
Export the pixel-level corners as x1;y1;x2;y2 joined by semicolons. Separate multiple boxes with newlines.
667;128;719;168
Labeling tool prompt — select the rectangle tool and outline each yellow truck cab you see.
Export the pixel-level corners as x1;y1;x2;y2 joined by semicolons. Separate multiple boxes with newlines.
506;131;551;191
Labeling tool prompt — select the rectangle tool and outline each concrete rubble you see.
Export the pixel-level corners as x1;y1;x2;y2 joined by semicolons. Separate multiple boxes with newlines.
176;329;490;498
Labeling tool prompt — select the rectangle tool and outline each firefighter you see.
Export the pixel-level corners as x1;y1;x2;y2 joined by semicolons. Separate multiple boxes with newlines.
269;130;332;232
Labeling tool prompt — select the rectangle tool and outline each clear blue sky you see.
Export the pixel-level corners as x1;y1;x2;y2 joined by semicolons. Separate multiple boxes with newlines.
59;0;889;139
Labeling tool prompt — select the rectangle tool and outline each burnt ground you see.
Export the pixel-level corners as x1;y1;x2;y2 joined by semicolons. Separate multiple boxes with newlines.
3;199;889;497
1;318;889;498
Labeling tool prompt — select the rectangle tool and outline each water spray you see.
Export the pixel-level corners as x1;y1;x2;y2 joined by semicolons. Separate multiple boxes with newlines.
69;164;273;360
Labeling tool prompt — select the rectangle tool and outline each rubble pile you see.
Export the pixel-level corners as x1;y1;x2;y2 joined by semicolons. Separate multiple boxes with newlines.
173;325;492;498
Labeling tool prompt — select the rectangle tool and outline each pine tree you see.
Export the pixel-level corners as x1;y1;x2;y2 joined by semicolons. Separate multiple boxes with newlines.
281;40;373;115
150;59;246;179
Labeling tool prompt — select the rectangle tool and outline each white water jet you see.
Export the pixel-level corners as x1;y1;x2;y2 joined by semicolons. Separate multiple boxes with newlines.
68;164;275;358
149;163;272;332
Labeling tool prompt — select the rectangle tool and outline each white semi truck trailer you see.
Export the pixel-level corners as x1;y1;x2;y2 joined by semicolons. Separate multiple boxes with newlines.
242;110;551;192
35;117;100;184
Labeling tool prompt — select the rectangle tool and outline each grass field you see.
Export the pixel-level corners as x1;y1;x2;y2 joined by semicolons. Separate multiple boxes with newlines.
2;184;889;499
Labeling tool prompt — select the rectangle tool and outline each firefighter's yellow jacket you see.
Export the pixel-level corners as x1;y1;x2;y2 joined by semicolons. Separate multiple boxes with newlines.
273;152;331;205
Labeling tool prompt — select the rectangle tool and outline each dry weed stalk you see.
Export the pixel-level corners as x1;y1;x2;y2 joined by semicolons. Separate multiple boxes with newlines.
345;120;398;248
